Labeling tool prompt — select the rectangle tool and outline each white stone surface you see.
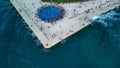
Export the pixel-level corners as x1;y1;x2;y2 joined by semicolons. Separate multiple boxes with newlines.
10;0;120;48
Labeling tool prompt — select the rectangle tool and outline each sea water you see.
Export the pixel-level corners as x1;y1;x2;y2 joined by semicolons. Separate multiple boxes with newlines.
0;0;120;68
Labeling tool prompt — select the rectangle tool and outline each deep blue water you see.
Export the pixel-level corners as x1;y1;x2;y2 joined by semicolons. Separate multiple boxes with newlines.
38;6;61;21
0;0;120;68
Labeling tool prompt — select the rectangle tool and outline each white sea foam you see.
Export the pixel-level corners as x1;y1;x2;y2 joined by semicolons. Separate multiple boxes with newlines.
91;8;120;27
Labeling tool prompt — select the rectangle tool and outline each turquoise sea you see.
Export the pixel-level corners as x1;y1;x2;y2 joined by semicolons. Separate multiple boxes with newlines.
0;0;120;68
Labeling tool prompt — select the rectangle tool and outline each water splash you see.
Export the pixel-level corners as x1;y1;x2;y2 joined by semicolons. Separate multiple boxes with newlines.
91;6;120;27
61;39;67;44
1;0;120;67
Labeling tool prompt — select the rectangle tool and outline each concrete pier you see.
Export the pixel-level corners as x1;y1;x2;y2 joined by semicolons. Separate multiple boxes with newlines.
10;0;120;48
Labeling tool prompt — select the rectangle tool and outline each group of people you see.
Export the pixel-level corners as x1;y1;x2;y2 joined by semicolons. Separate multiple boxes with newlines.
69;0;116;20
33;0;118;40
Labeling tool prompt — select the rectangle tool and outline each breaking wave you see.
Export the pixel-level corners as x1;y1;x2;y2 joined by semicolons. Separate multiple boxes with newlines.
91;6;120;27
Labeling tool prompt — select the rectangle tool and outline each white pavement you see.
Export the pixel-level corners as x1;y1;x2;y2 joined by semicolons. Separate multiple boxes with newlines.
10;0;120;48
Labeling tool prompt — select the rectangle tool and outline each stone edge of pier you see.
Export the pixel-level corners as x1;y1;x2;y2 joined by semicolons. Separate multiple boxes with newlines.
10;0;120;48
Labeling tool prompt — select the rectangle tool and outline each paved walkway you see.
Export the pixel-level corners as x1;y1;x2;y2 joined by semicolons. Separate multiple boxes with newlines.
10;0;120;48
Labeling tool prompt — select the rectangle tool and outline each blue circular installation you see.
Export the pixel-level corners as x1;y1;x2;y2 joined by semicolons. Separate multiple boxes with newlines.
38;6;64;22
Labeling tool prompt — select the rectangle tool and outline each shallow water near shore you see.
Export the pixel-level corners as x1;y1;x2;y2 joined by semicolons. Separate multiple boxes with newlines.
0;0;120;68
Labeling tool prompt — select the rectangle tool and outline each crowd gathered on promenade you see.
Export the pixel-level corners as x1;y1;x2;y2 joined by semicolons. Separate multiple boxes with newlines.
32;0;119;40
12;0;120;47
